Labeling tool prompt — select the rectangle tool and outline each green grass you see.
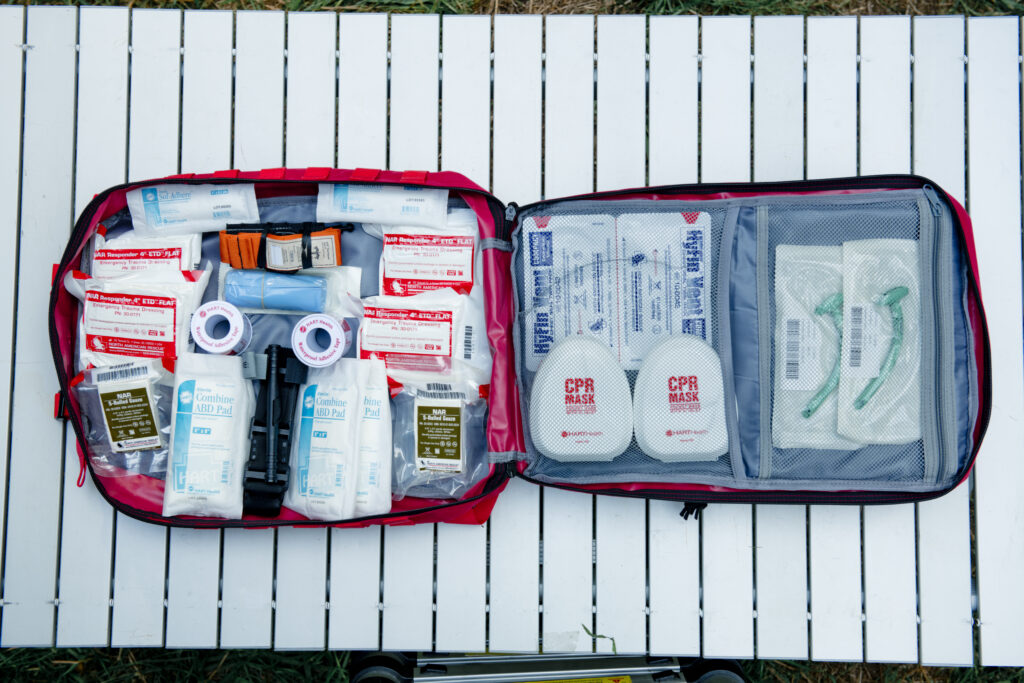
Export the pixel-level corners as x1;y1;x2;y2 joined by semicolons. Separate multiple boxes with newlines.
0;648;350;683
8;0;1024;15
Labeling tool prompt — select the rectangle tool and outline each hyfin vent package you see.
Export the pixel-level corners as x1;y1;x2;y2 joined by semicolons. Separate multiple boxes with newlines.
52;169;989;532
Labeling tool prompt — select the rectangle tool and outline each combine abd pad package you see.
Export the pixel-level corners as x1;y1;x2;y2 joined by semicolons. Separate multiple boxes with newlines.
52;169;989;532
163;353;254;519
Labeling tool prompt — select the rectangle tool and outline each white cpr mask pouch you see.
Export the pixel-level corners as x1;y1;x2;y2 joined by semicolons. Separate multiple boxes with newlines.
528;335;633;462
633;335;728;462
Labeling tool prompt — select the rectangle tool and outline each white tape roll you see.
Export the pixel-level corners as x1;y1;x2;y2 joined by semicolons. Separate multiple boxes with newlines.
191;301;252;356
291;314;352;367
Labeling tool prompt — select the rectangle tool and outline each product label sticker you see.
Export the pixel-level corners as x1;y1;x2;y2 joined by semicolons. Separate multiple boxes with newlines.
779;317;825;390
135;184;257;230
616;212;712;368
296;384;356;502
84;290;177;359
170;378;239;496
522;214;617;372
359;306;454;373
309;233;339;268
842;303;886;379
381;233;475;296
415;402;463;472
92;247;183;277
266;236;304;272
99;384;161;452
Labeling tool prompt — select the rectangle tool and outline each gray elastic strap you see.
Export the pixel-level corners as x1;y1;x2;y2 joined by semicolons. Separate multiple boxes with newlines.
481;238;513;252
488;450;525;463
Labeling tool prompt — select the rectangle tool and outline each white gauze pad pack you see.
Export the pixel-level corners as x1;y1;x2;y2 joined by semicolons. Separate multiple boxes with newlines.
772;245;860;450
528;335;633;462
316;183;448;229
284;359;364;521
633;335;728;461
164;353;254;519
127;184;259;235
837;239;922;444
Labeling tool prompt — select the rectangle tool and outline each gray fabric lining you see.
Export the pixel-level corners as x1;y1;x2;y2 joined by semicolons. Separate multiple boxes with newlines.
756;206;773;479
917;198;941;483
718;207;745;482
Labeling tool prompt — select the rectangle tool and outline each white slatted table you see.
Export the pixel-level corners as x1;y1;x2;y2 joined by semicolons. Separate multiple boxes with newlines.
1;7;1022;665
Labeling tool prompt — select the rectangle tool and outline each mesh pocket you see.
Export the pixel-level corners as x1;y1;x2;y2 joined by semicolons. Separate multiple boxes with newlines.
513;201;736;486
763;199;928;483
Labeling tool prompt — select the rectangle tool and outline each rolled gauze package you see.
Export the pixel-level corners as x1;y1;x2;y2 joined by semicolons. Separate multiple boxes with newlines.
528;335;634;462
291;314;353;367
223;269;327;313
191;301;253;356
633;335;729;462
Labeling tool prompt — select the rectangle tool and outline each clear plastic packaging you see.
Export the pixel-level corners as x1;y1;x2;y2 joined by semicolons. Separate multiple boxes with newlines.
772;245;860;450
127;183;259;235
72;360;172;478
217;263;362;320
837;239;921;444
163;353;254;519
283;359;364;521
391;379;489;500
224;269;327;312
64;267;211;370
316;183;448;229
353;360;392;517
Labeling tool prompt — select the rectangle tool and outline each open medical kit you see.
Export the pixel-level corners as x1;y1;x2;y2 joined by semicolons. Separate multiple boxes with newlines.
50;169;990;529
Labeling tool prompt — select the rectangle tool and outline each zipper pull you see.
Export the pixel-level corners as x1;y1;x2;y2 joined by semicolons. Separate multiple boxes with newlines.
505;461;518;478
679;502;707;521
923;184;944;218
504;203;518;222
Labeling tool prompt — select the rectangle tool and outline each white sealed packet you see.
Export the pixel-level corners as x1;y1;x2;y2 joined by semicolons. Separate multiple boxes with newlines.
353;359;392;517
316;183;448;229
163;353;254;519
64;267;211;369
90;232;202;278
127;183;259;235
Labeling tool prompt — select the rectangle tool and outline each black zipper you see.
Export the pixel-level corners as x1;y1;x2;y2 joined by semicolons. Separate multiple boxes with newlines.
504;174;993;507
50;175;513;529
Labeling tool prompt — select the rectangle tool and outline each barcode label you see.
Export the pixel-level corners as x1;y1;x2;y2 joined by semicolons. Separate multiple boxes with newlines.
220;460;230;484
784;319;801;381
779;316;823;391
94;363;149;384
423;381;466;400
463;326;473;360
849;306;864;368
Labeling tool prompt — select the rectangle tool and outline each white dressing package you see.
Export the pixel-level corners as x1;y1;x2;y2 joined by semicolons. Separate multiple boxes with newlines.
164;353;254;519
127;184;259;235
64;267;211;368
90;232;202;278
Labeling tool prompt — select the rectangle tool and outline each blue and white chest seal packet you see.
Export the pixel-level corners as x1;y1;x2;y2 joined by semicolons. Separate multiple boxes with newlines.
127;184;259;235
163;353;254;519
316;183;448;229
522;212;713;372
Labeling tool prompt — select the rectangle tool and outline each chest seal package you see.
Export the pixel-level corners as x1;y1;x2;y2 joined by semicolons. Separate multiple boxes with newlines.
51;170;989;533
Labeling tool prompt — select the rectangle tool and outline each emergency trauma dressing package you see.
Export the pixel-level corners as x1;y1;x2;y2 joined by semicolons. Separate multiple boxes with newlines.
50;169;990;532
